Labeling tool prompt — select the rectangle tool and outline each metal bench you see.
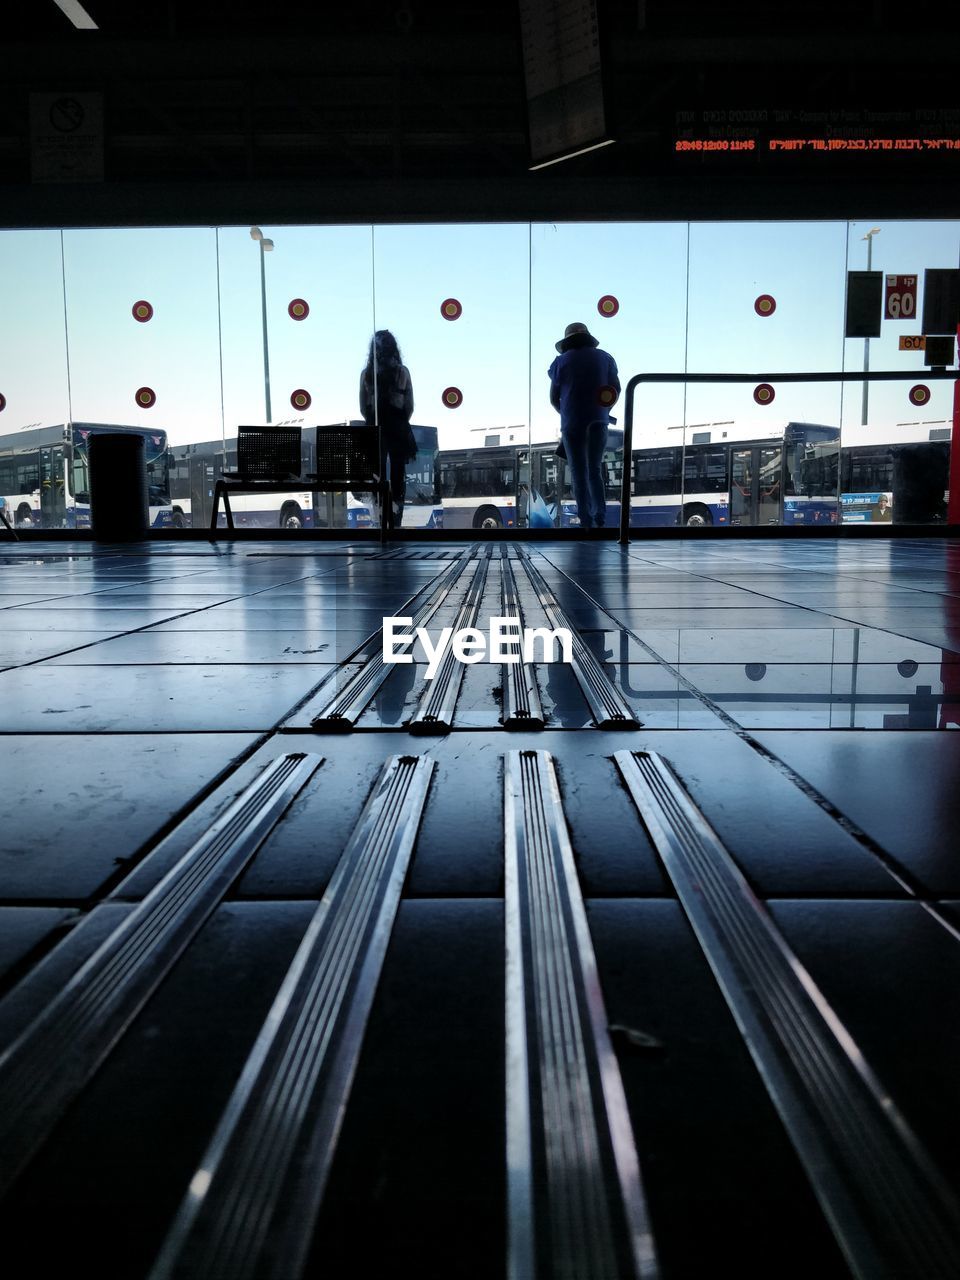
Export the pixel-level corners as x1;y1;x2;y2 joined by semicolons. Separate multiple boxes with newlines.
210;424;390;532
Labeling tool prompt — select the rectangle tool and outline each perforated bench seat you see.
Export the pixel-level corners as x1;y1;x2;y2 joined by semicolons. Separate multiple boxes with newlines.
210;424;391;532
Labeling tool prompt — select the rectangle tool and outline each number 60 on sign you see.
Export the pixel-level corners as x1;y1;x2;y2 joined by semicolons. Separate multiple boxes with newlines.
885;274;917;320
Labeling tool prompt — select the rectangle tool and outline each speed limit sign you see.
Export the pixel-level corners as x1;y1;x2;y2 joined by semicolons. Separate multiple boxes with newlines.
885;275;917;320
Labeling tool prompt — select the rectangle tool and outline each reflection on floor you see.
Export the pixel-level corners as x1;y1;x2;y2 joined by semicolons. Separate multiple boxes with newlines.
1;537;959;1279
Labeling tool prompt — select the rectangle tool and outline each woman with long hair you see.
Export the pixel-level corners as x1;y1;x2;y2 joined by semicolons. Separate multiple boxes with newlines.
360;329;417;528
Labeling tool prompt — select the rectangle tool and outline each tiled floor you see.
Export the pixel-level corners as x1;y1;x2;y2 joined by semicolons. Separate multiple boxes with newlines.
1;536;959;1279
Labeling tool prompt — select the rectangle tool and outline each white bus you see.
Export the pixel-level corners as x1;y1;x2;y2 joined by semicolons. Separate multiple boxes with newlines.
438;443;523;529
439;420;841;529
615;420;842;528
0;422;172;530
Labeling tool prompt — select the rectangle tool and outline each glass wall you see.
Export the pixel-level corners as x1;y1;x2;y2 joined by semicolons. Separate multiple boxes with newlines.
0;219;955;532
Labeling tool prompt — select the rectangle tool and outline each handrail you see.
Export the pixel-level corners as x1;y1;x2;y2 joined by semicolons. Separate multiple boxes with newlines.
619;369;960;544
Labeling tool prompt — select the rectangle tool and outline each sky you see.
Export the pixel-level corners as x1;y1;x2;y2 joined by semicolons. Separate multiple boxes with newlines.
0;218;957;452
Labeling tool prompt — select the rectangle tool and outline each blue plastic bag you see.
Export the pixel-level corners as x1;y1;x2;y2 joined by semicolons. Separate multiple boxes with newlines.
527;487;555;529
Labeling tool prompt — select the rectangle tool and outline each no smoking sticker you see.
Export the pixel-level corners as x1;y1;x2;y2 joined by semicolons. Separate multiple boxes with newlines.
30;91;104;184
50;98;85;133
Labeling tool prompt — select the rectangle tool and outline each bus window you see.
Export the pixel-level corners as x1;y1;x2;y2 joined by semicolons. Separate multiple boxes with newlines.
147;450;170;507
683;446;727;493
842;448;893;494
406;451;436;503
72;449;90;502
790;445;839;499
603;444;623;498
634;448;679;497
539;455;561;503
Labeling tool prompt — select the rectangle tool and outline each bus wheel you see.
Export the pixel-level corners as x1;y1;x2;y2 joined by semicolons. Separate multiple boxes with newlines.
474;506;503;530
682;505;712;527
172;509;185;529
281;504;304;530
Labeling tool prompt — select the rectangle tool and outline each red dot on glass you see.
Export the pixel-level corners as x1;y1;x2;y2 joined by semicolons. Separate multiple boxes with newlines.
288;298;309;320
754;294;776;316
132;300;154;323
909;384;930;406
440;298;462;321
442;386;463;408
290;388;312;410
597;295;619;317
753;383;775;405
135;386;156;409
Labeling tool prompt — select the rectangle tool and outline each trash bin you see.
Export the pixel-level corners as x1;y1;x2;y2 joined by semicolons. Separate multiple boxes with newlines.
89;432;148;540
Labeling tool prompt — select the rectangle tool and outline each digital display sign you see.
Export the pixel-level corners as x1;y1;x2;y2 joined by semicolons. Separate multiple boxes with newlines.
673;107;960;165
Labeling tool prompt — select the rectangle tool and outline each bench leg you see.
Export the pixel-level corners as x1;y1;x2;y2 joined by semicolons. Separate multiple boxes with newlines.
210;482;235;531
379;479;392;541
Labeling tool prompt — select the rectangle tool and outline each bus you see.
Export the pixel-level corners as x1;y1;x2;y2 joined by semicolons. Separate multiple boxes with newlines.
437;439;587;529
0;422;171;530
344;423;443;529
438;444;523;528
438;421;842;529
839;421;951;524
612;421;841;528
167;423;442;530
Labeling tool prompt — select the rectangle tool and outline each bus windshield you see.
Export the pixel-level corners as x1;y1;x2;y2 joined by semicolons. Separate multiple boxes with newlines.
71;424;170;506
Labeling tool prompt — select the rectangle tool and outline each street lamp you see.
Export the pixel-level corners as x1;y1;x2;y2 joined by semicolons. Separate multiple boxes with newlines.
250;226;274;423
861;226;881;425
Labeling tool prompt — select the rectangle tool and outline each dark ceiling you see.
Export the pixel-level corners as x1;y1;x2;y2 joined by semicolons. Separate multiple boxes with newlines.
3;1;959;226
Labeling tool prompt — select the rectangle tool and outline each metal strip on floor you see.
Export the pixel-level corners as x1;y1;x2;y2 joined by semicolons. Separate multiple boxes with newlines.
367;548;464;560
0;751;324;1198
148;753;435;1280
500;550;545;731
299;549;475;730
614;748;960;1280
409;553;490;733
505;749;658;1280
517;552;641;730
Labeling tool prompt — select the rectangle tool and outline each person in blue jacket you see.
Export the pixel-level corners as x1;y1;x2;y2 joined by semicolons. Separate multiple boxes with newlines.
548;322;620;529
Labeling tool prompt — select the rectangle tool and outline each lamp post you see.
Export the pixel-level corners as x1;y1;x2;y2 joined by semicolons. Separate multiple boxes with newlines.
250;226;274;423
861;226;881;425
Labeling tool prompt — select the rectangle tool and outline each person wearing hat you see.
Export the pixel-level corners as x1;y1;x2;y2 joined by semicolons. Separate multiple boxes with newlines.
548;322;620;530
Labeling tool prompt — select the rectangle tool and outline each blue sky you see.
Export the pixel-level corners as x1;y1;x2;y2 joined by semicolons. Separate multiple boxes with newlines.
1;219;957;450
